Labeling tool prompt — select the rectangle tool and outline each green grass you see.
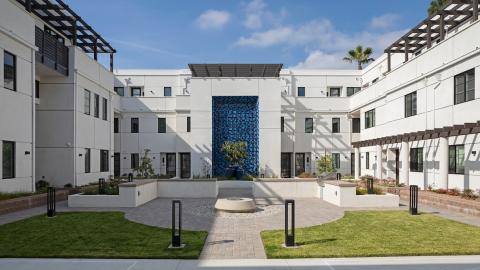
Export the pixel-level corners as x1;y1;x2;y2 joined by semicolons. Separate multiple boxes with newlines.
0;192;44;201
0;212;207;259
261;211;480;258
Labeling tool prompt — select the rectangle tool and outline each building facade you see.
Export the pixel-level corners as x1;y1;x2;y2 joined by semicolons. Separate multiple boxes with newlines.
2;0;480;193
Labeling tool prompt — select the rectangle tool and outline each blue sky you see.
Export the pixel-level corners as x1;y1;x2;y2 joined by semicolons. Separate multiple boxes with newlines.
66;0;431;69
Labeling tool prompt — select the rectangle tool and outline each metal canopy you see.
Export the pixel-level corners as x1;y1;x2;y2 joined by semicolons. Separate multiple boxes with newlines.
385;0;479;55
16;0;116;54
188;64;283;78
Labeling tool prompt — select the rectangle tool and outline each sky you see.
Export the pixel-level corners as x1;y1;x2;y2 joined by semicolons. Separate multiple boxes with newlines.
65;0;432;70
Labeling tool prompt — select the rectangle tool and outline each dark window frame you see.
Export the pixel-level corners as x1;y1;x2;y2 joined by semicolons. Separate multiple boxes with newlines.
454;69;475;105
281;117;285;133
187;116;191;132
329;87;341;97
158;117;166;133
332;153;340;169
164;87;172;97
35;80;40;98
131;87;142;97
3;51;16;91
366;152;370;169
102;97;108;120
100;150;109;172
131;153;139;170
297;87;305;97
346;87;361;97
352;118;361;133
94;94;100;118
365;109;375;129
114;87;124;96
332;118;340;133
410;147;423;172
114;118;119;133
2;141;15;179
449;145;465;174
305;118;313;133
405;91;417;118
84;89;91;115
85;148;90;173
131;118;139;133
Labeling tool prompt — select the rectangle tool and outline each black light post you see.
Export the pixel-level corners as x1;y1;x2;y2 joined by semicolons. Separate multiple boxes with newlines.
284;199;295;247
47;187;56;217
171;200;183;248
410;185;419;215
367;178;374;194
128;173;133;182
98;178;106;194
336;173;342;181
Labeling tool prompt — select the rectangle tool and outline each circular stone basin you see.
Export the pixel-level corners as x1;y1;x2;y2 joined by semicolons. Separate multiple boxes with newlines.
214;197;256;213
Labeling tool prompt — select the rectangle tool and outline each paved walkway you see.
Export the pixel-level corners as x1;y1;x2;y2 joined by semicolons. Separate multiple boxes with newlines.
2;256;480;270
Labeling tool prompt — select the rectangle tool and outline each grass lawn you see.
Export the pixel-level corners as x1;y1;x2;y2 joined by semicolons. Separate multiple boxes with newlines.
0;191;45;201
0;212;207;259
261;211;480;258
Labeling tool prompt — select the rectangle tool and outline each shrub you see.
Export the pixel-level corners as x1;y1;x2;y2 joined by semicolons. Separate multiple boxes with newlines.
461;189;479;200
134;149;155;178
435;188;448;194
298;172;315;178
447;188;460;196
356;188;368;195
316;155;336;175
64;183;73;188
35;180;50;193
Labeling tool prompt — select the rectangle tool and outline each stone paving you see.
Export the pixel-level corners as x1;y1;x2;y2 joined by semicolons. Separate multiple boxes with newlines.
1;191;480;259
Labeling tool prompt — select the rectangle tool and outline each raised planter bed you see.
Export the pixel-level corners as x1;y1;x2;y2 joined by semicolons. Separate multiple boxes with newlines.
0;189;72;215
323;181;399;208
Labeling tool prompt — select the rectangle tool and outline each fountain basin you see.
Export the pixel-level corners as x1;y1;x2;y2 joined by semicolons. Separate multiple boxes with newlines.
214;197;256;213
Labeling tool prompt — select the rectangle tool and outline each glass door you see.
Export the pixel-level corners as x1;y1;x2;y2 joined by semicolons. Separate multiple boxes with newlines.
114;153;120;177
281;153;292;178
295;153;305;176
166;153;176;178
180;153;191;179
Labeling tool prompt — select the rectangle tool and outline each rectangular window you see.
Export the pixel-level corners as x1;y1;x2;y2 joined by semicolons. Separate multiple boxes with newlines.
352;118;360;133
405;91;417;118
410;148;423;172
158;118;166;133
131;87;142;97
84;90;91;115
131;153;139;170
94;94;100;118
281;117;285;133
187;116;191;132
329;88;341;97
131;118;139;133
102;97;108;120
346;87;361;97
85;148;90;173
449;145;465;174
366;152;370;169
332;153;340;169
114;87;124;96
35;80;40;98
114;118;119;133
4;51;16;91
2;141;15;179
297;87;305;97
332;118;340;133
305;118;313;133
454;69;475;105
365;109;375;129
164;87;172;97
100;150;109;172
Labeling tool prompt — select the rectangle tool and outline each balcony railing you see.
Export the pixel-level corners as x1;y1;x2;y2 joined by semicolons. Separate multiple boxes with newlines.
35;27;68;76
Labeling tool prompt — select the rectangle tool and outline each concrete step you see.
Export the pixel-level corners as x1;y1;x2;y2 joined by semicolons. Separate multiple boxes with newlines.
218;188;253;198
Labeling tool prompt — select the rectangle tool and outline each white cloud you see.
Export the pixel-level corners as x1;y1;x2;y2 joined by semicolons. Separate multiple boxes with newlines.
291;50;351;69
370;14;401;30
242;0;287;30
234;27;292;47
196;9;231;30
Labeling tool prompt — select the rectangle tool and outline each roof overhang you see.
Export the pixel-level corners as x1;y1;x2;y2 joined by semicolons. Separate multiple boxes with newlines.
188;64;283;78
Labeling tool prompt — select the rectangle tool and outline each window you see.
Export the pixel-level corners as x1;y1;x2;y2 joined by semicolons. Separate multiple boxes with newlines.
281;117;285;133
449;145;465;174
131;118;139;133
352;118;360;133
332;118;340;133
164;87;172;97
2;141;15;179
305;118;313;133
332;153;340;169
297;87;305;97
131;153;139;169
346;87;361;97
405;91;417;118
85;148;90;173
158;118;166;133
94;94;100;118
410;148;423;172
365;109;375;129
329;88;340;97
114;118;119;133
366;152;370;169
372;78;379;84
84;90;91;115
454;69;475;105
114;87;124;96
100;150;109;172
131;87;142;97
35;80;40;98
187;117;191;132
4;51;16;91
102;97;108;120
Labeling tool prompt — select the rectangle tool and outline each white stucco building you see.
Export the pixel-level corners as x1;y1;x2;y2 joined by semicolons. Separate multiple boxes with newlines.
2;0;480;193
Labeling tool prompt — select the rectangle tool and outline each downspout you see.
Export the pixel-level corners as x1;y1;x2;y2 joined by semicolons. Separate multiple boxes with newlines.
73;50;77;187
31;48;36;192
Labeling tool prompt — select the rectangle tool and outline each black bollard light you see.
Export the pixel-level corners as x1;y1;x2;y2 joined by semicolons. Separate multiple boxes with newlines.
409;185;419;215
284;199;295;247
98;178;106;194
47;187;56;217
367;178;374;194
128;173;133;182
336;173;342;181
171;200;183;248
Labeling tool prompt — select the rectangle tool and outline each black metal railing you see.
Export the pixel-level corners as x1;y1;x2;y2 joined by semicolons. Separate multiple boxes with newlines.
35;27;68;76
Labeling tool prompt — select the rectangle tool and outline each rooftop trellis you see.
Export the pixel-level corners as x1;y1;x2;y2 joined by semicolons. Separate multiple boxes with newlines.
188;64;283;78
385;0;479;71
16;0;116;70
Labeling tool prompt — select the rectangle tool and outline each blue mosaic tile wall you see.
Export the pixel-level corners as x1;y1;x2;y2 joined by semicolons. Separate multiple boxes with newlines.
212;96;259;176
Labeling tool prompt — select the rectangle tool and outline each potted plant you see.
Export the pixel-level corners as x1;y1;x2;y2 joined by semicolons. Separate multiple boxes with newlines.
221;141;248;180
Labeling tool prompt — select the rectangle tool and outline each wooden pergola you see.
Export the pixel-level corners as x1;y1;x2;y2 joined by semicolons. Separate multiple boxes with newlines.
16;0;116;71
385;0;479;72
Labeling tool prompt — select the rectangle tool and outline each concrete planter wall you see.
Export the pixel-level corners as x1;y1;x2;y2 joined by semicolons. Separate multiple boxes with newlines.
322;181;399;208
217;180;253;189
157;179;218;198
0;189;70;215
253;178;321;198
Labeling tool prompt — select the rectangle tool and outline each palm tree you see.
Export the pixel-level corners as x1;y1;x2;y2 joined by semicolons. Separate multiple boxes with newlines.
428;0;449;16
343;46;375;70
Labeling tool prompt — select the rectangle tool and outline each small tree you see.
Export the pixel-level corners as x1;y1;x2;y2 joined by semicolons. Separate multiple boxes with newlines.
428;0;448;16
316;155;336;175
221;141;248;167
343;45;375;70
134;149;155;178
